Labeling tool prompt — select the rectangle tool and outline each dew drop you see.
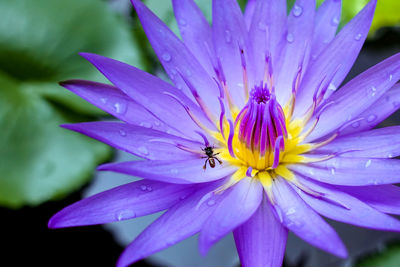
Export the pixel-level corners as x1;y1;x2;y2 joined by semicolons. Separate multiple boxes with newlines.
154;121;161;127
258;22;266;31
389;74;393;81
139;122;152;128
171;168;179;175
116;210;135;221
114;102;127;114
207;199;216;206
330;168;336;175
393;101;400;108
311;54;318;60
186;69;192;76
331;16;340;26
368;86;377;97
351;121;360;128
178;18;187;26
138;146;149;155
146;186;153;192
100;97;107;104
388;154;394;158
292;4;303;17
224;30;232;43
354;33;362;41
140;185;147;191
119;129;127;137
286;33;294;43
286;207;296;216
180;195;187;200
365;159;372;168
162;52;172;62
367;114;377;122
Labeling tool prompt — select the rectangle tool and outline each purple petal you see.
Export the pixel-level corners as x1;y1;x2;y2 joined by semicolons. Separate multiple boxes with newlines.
80;52;214;140
314;126;400;158
199;178;263;255
60;80;177;134
289;157;400;186
340;84;400;135
311;0;341;59
307;52;400;141
62;122;200;160
248;0;287;85
244;0;256;29
272;178;347;258
212;0;251;106
172;0;214;76
98;159;237;184
116;182;225;267
340;184;400;215
293;177;400;232
275;0;315;104
48;180;193;228
131;0;220;116
295;0;377;116
233;199;287;267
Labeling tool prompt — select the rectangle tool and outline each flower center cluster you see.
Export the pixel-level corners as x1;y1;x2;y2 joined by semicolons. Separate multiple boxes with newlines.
234;86;287;170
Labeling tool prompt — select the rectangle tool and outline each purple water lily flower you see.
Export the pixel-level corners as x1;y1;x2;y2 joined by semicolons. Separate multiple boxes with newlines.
49;0;400;266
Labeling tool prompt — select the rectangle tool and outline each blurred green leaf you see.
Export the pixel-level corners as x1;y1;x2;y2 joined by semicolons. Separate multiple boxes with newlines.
356;242;400;267
0;72;111;208
0;0;146;208
0;0;144;115
312;0;399;35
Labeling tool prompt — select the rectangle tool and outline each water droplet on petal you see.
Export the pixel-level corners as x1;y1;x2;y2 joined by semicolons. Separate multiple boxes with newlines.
286;207;296;216
331;16;340;26
389;74;393;81
154;121;161;127
171;168;179;175
368;86;377;97
393;101;400;108
224;30;232;43
138;146;149;155
351;121;360;128
388;154;394;158
140;185;147;191
100;97;107;104
178;18;187;26
116;210;135;221
162;52;172;62
286;33;294;43
207;199;216;206
365;159;372;168
354;33;362;41
258;22;266;31
139;122;152;128
292;4;303;17
367;114;377;122
114;102;127;114
119;129;127;137
146;186;153;192
330;168;336;175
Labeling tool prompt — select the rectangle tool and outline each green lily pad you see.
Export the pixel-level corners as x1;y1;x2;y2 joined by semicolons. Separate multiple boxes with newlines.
356;241;400;267
0;0;145;208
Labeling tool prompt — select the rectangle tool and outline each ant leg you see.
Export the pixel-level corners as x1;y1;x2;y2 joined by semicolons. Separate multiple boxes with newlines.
203;159;208;170
216;158;223;165
214;152;221;156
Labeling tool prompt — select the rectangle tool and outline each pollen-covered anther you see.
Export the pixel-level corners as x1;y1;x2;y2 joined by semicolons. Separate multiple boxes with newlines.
234;86;288;170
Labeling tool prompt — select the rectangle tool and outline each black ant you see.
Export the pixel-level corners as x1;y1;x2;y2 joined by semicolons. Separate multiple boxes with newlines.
201;146;222;170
